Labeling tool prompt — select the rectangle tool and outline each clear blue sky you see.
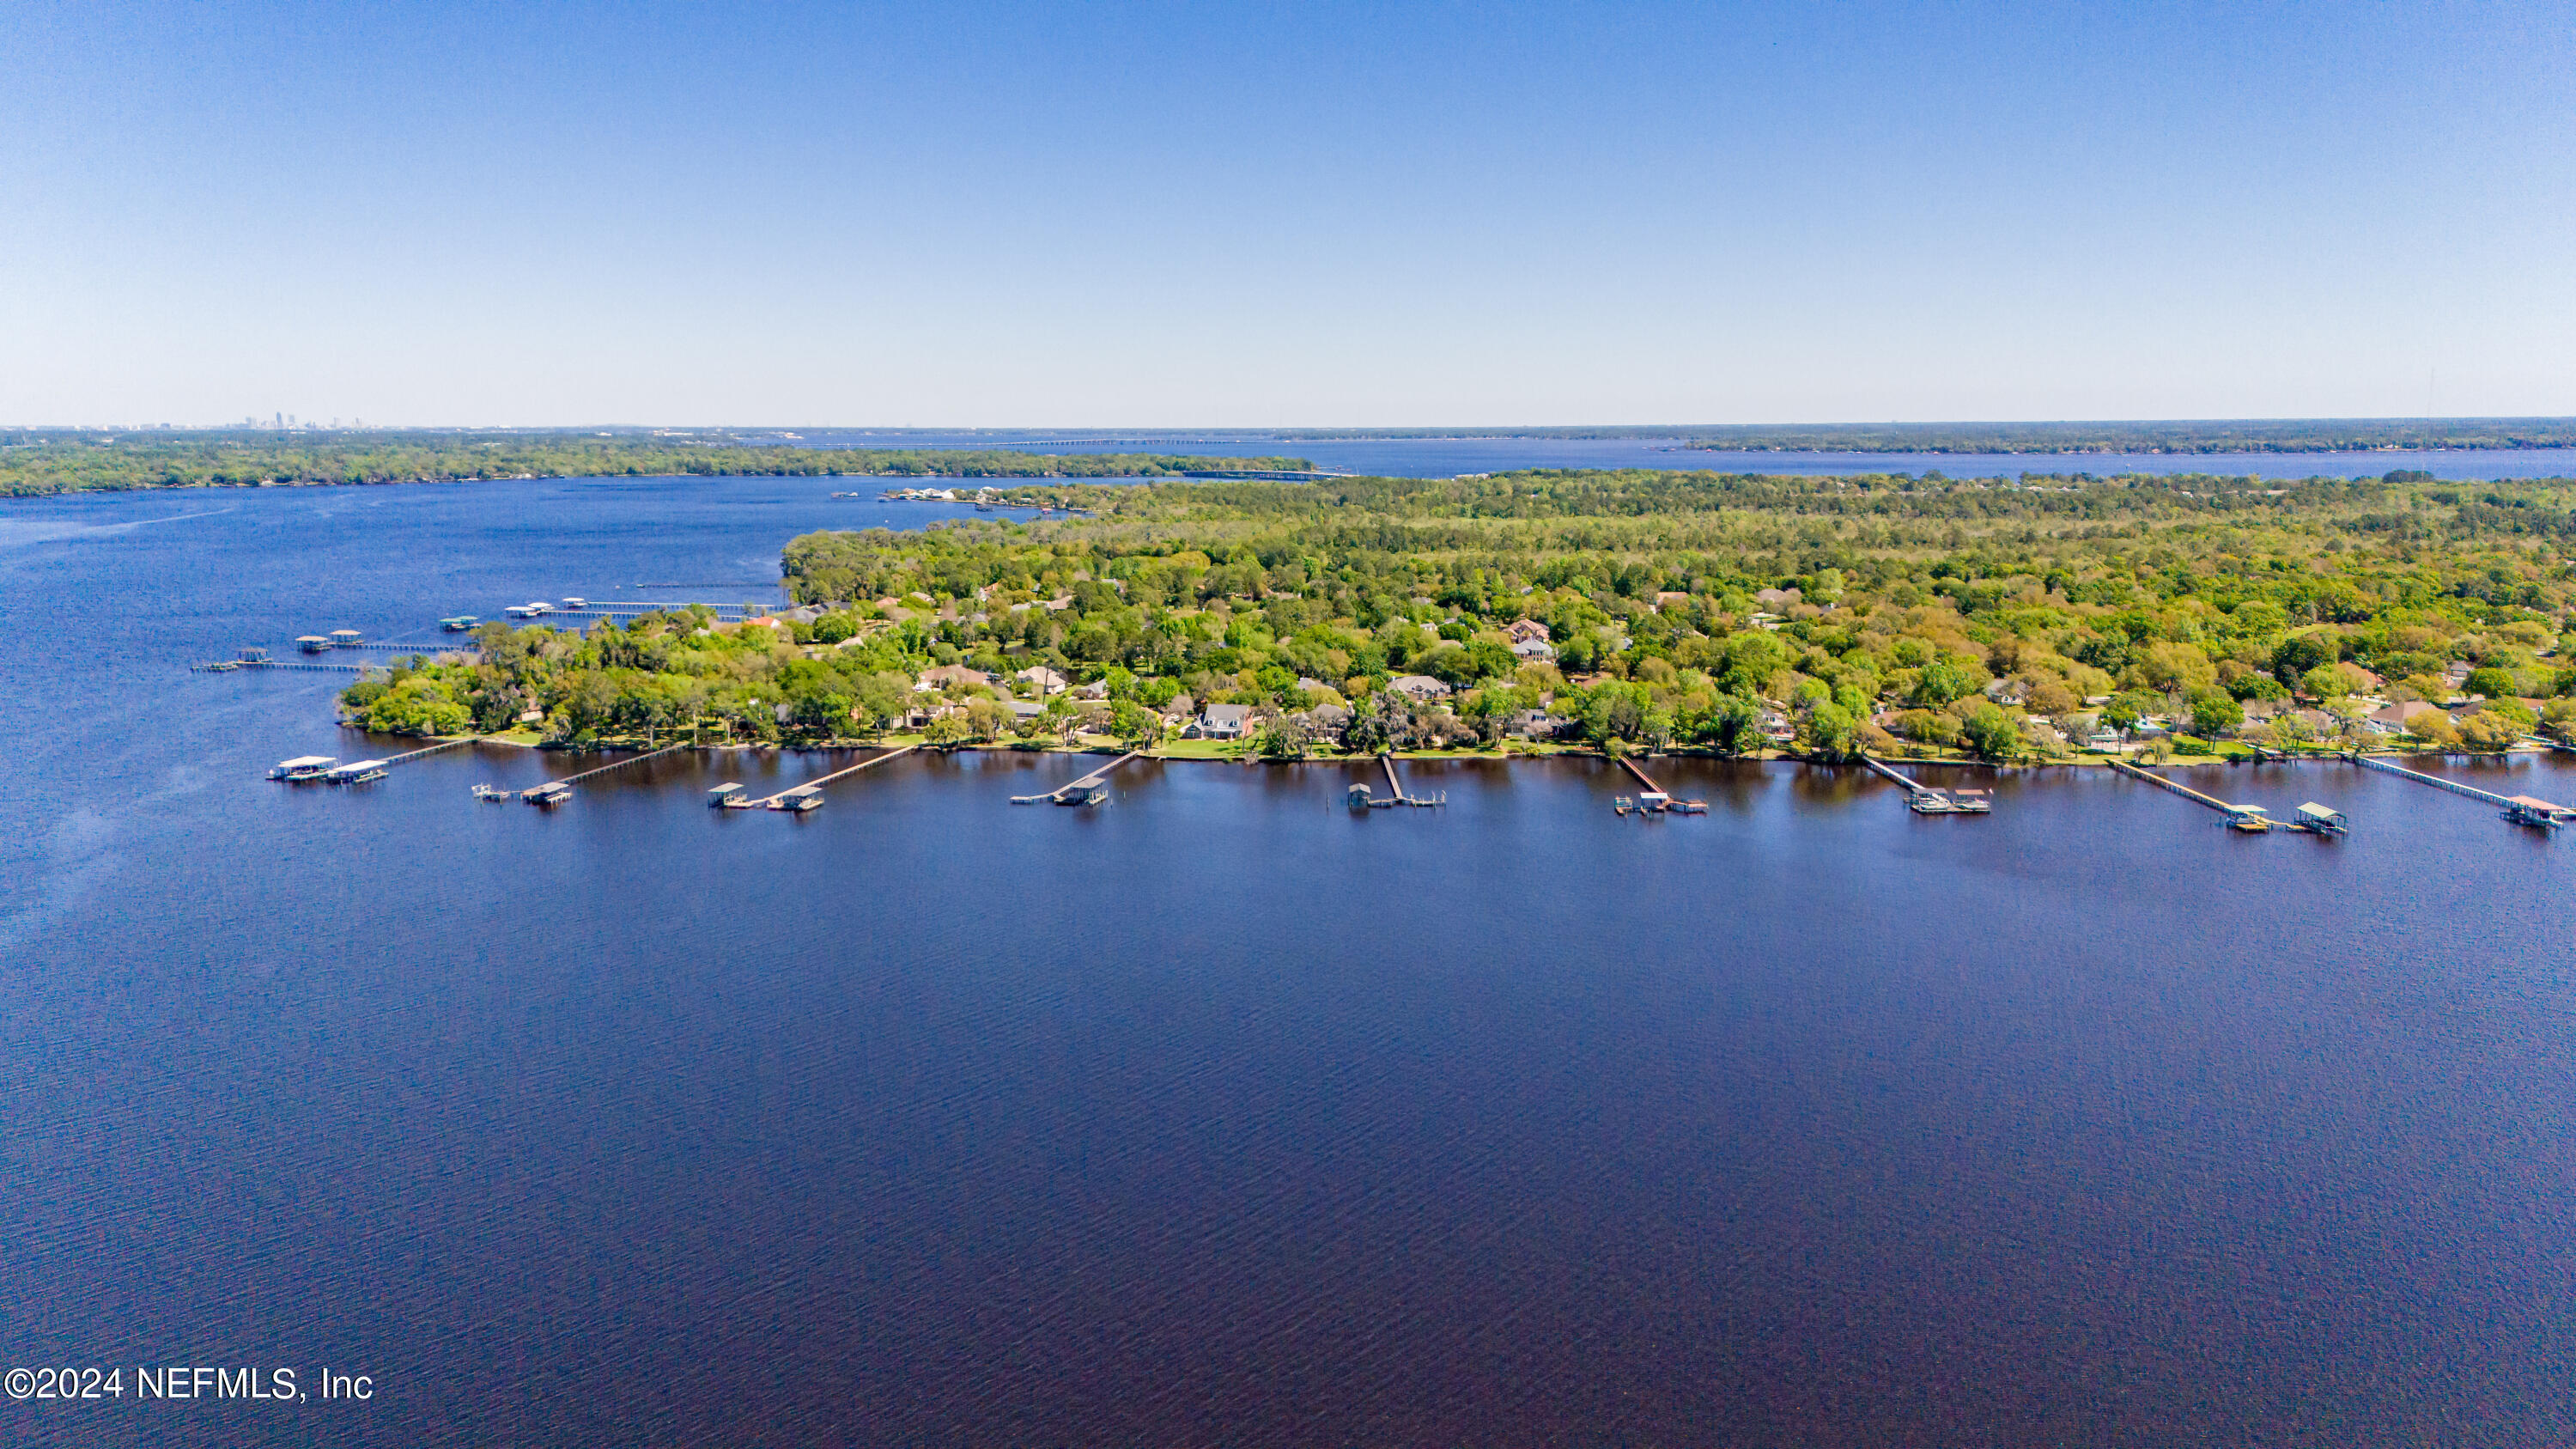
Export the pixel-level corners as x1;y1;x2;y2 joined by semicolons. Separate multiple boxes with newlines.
4;0;2568;427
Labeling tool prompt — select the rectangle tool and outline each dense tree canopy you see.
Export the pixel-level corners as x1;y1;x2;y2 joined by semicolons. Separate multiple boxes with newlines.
343;466;2576;758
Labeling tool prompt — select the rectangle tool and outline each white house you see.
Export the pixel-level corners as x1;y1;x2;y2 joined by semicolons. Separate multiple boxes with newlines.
1194;703;1254;739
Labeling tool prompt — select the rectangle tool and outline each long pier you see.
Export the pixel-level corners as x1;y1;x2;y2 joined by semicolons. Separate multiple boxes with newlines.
381;735;483;767
519;741;696;803
2108;758;2326;831
1612;755;1700;814
1355;752;1445;808
2111;758;2246;813
1859;755;1931;796
754;743;920;811
2348;752;2570;830
196;659;375;674
1012;749;1143;804
331;641;477;653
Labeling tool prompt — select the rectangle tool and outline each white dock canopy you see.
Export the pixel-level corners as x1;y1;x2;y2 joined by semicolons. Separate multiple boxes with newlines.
2296;801;2348;832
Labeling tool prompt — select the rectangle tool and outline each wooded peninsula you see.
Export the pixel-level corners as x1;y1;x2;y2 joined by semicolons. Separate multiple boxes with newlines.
0;431;1306;496
341;466;2576;764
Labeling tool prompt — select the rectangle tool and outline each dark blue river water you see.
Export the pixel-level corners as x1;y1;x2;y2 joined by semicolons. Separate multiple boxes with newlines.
3;477;2572;1447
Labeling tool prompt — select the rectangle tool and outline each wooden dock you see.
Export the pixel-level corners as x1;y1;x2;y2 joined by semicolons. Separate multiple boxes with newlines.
197;659;374;674
751;743;920;811
2348;752;2567;831
1859;755;1929;795
2110;758;2340;832
381;735;482;768
1861;755;1989;814
517;740;696;803
1613;755;1703;814
1012;748;1140;806
1345;753;1445;809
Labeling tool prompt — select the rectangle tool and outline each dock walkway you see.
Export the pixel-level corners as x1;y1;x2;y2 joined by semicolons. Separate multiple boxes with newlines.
2110;758;2347;832
1012;749;1141;805
1613;756;1702;814
2348;752;2567;830
518;740;696;803
1859;755;1930;795
1346;753;1444;808
754;743;920;811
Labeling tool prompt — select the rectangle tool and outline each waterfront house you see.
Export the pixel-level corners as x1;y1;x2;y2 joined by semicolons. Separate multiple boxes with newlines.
1194;703;1254;740
1388;674;1452;702
2366;700;2440;735
1016;666;1068;696
1504;619;1552;646
1510;709;1570;740
1510;637;1556;661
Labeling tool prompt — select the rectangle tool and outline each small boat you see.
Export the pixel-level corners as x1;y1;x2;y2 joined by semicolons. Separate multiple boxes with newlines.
721;794;761;809
1908;788;1957;814
1673;798;1708;814
471;784;510;801
1613;795;1633;815
1054;785;1106;807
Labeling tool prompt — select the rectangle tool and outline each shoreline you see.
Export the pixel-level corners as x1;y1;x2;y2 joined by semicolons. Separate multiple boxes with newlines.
343;728;2567;771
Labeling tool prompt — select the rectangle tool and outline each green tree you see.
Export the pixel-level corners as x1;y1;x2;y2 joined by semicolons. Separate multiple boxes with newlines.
1110;700;1165;749
2187;691;2245;739
2463;666;2518;700
2271;633;2336;689
1797;701;1861;760
1958;701;2020;761
1912;657;1974;707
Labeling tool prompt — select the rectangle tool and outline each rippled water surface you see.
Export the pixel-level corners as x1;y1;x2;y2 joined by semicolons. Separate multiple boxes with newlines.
2;478;2571;1447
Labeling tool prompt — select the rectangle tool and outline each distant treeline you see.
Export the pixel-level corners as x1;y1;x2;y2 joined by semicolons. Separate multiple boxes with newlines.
0;432;1312;496
1679;419;2576;455
910;421;2576;453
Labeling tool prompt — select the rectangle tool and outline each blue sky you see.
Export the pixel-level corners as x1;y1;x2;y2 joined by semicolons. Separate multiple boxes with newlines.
3;0;2568;426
